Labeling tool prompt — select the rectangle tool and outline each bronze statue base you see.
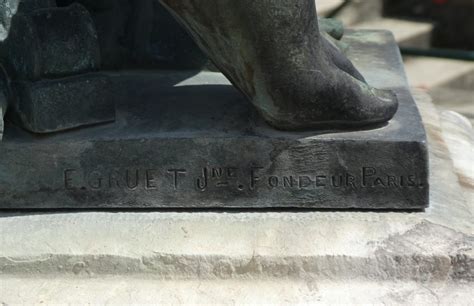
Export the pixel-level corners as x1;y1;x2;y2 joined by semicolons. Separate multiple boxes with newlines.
0;31;429;210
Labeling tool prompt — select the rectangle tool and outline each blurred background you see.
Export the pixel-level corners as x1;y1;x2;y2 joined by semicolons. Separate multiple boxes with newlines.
319;0;473;124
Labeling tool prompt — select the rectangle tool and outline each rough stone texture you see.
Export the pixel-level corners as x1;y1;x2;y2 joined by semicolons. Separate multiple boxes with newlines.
0;91;472;304
1;3;100;80
8;73;115;133
0;31;428;209
0;279;472;305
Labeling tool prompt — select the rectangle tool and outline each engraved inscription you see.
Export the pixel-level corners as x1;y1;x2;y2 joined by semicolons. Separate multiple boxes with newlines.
63;165;424;192
196;167;241;191
168;169;187;190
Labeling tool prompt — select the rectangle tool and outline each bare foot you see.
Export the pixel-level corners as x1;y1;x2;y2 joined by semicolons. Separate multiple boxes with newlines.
159;0;398;130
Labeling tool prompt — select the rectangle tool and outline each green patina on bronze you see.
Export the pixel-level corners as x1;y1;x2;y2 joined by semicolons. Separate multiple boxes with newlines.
1;0;398;132
159;0;398;129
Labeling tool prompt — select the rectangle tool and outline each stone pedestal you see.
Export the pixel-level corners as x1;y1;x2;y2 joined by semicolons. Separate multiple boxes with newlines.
0;91;472;304
0;31;429;210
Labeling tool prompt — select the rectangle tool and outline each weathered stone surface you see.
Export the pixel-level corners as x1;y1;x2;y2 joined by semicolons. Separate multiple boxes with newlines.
0;279;472;305
0;31;428;209
1;3;100;80
11;73;114;133
0;91;472;304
